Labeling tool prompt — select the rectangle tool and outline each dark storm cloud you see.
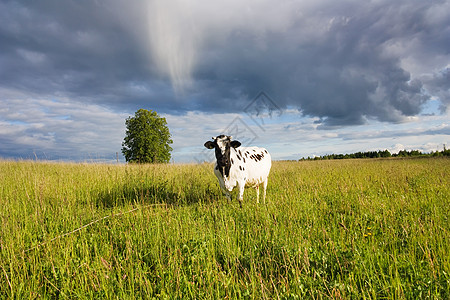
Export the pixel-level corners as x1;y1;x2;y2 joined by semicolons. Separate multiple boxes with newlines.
1;0;449;124
184;0;448;125
0;0;170;111
422;67;450;112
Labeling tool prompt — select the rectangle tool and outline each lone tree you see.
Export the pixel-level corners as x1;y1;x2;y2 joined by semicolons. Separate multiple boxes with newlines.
122;109;173;163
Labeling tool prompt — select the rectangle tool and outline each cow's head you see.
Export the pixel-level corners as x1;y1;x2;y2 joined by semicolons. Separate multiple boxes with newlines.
204;135;241;177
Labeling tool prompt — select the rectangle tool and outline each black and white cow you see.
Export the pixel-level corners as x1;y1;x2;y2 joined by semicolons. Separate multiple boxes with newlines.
204;135;272;206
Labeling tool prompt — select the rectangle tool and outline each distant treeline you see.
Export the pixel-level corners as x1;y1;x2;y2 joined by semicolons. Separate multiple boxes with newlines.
300;148;450;161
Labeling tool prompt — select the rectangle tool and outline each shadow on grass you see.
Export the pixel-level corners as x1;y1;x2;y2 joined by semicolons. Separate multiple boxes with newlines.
96;179;221;208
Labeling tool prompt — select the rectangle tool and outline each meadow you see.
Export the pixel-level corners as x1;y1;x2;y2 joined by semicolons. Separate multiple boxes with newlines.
0;158;449;299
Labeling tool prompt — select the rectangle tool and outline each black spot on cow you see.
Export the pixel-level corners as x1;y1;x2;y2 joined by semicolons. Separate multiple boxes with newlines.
264;150;268;154
252;153;263;161
231;158;234;164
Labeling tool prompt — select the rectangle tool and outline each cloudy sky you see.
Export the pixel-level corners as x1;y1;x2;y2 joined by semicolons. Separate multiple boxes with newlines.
1;0;449;163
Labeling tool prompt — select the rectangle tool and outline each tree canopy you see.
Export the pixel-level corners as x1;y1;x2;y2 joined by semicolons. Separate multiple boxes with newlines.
122;109;173;163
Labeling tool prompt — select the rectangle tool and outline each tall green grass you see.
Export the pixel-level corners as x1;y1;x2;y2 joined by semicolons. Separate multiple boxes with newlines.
0;158;449;298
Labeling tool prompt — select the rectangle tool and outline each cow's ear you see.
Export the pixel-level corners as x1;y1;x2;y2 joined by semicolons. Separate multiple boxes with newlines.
230;141;241;148
204;141;215;149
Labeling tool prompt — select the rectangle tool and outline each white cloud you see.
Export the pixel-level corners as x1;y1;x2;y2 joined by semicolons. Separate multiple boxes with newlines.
0;97;127;161
1;96;448;162
164;108;449;162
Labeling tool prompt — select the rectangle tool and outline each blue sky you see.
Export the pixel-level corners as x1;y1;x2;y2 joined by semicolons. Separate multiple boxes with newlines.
0;0;449;163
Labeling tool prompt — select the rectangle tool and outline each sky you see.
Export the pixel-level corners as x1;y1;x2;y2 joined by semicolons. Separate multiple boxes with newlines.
0;0;449;163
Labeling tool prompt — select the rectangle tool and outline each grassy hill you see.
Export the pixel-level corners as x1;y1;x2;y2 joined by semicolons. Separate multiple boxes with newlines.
1;158;449;298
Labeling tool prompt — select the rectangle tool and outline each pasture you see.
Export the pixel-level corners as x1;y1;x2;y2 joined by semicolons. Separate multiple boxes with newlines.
0;158;449;299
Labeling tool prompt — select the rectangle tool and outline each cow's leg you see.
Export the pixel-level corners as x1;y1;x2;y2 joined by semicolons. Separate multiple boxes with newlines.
262;178;268;203
218;178;232;202
238;181;245;208
224;189;232;202
255;185;260;203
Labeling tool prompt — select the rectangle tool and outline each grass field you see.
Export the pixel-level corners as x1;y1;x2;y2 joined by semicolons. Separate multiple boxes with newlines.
0;158;449;299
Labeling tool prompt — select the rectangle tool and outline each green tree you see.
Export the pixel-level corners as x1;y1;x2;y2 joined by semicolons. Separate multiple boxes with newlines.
122;109;173;163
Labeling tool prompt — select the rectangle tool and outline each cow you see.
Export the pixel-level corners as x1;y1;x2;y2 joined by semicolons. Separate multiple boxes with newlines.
204;135;272;206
